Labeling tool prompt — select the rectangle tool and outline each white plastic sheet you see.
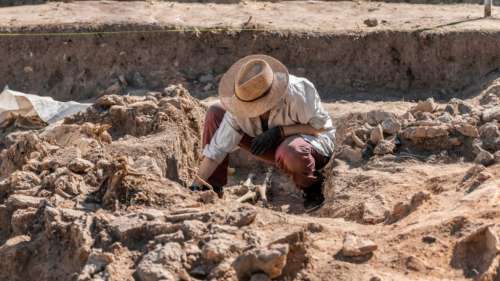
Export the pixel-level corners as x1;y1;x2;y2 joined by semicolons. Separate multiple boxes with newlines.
0;87;90;125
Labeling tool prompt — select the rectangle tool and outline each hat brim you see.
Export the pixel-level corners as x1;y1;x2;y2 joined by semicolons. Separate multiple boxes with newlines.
219;54;289;119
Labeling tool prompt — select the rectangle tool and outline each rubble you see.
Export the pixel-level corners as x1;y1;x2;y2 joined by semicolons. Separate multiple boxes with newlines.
233;243;289;279
340;233;378;257
0;79;500;281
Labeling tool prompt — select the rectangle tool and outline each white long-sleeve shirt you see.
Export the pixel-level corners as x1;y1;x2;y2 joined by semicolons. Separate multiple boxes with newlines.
203;75;336;164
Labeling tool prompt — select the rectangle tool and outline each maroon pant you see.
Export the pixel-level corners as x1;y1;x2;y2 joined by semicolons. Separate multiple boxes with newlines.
204;103;329;190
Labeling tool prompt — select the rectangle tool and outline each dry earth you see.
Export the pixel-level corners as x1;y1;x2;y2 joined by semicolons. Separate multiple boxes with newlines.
0;0;498;32
0;77;499;281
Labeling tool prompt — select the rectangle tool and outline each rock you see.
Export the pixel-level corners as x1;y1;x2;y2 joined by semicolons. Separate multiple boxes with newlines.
138;208;165;221
479;121;500;151
413;98;437;113
381;118;401;135
400;125;449;140
452;98;474;115
202;238;235;263
136;242;187;281
6;194;44;210
155;230;185;244
401;112;415;122
373;139;395;155
367;110;396;126
306;222;324;233
68;158;95;174
405;255;431;271
495;151;500;163
422;235;437;244
362;200;389;224
337;147;363;163
455;123;479;138
11;207;38;235
109;216;147;242
77;250;115;281
474;150;495;166
364;18;378;27
482;107;500;122
370;124;384;145
8;171;41;191
341;233;378;257
445;103;457;115
413;111;434;121
226;205;257;227
181;220;207;240
451;225;499;279
464;165;486;181
437;112;453;123
389;191;430;223
250;273;271;281
233;244;289;279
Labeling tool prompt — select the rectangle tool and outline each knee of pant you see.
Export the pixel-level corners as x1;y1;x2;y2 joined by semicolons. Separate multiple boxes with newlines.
205;104;225;122
275;142;312;173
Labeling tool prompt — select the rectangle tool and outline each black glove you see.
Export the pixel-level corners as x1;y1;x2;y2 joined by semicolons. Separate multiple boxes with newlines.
250;126;284;156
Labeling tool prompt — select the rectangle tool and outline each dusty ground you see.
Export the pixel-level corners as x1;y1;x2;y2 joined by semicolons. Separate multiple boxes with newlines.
0;0;498;32
0;77;499;280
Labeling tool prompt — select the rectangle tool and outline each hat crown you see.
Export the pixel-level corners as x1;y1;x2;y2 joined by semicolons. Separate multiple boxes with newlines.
234;59;274;102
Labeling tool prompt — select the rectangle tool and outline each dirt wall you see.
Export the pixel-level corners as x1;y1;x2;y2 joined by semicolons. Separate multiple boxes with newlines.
1;28;500;101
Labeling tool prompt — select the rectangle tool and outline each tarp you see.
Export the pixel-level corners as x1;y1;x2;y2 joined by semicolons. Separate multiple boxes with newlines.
0;87;90;125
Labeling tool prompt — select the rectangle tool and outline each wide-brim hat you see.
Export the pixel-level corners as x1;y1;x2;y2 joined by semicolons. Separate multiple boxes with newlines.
219;54;289;118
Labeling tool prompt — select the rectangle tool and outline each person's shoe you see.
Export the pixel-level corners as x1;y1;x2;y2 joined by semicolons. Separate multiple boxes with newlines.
213;185;224;199
303;180;325;211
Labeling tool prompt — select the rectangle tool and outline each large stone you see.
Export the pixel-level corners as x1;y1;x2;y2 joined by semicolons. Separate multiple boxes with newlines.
381;118;401;135
6;194;44;210
226;205;257;227
233;244;289;279
202;236;240;263
181;220;207;240
8;171;41;191
11;207;38;235
474;150;495;166
366;110;396;126
136;242;187;281
413;98;437;113
400;125;449;140
455;123;479;138
341;233;378;257
479;121;500;151
482;107;500;122
451;225;499;279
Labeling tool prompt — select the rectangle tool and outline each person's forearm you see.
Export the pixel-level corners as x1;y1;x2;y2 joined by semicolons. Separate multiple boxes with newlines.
282;124;324;137
193;157;219;185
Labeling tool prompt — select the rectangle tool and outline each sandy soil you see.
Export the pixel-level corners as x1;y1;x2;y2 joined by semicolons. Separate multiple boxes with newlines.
0;0;499;32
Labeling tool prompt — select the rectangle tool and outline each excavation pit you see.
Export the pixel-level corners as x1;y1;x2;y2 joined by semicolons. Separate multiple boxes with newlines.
0;1;500;280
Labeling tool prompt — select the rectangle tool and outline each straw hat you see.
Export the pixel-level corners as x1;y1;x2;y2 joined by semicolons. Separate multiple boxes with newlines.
219;54;289;118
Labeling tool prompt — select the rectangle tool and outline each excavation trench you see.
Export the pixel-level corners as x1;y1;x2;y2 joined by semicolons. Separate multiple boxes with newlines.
1;10;500;280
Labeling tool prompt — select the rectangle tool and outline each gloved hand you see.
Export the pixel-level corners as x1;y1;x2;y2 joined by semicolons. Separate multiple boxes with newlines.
250;126;284;155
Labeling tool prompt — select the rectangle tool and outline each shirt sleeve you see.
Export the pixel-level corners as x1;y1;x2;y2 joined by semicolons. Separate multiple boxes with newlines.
202;112;243;164
289;78;333;130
